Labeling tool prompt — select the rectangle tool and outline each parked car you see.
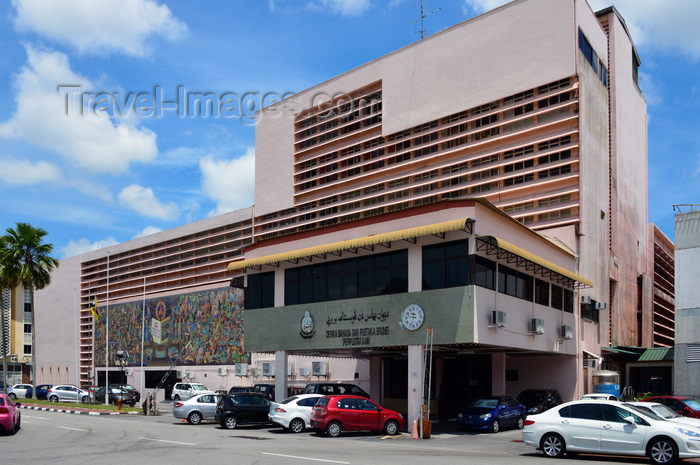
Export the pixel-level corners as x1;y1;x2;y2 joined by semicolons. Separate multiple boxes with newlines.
252;383;275;400
215;392;272;429
0;393;21;435
303;383;370;398
625;401;700;428
580;393;619;401
81;385;100;400
642;395;700;419
109;384;141;402
310;395;404;437
269;394;324;433
34;384;53;400
92;386;138;406
228;386;250;394
173;393;221;425
522;399;700;465
46;385;89;403
7;384;33;400
516;389;563;414
456;396;526;433
171;382;215;401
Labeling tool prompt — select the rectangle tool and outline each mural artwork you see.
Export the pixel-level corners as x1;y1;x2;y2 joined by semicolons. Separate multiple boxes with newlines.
94;287;248;367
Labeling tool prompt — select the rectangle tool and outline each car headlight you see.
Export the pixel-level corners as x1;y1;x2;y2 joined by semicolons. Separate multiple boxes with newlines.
457;413;464;419
675;427;700;438
480;413;492;420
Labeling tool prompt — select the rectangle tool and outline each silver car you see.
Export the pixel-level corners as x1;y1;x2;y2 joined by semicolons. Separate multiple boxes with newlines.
46;385;89;403
172;393;221;425
269;394;324;432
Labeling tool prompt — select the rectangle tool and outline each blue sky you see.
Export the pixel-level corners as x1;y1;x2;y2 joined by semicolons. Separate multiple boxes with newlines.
0;0;698;259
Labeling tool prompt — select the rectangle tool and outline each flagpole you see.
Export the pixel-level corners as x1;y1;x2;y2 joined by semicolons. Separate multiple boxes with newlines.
140;277;146;402
105;251;110;405
74;288;78;387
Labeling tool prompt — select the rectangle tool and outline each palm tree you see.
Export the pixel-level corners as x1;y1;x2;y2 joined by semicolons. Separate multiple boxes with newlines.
0;223;59;395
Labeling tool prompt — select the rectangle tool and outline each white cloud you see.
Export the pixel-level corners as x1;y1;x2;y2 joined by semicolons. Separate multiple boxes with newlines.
306;0;372;16
132;226;163;239
0;157;62;186
11;0;187;57
58;236;119;259
0;45;158;174
118;184;179;221
461;0;510;16
200;148;255;216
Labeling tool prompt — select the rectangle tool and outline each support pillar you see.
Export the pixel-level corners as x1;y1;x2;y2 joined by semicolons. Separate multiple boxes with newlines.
491;352;506;396
407;344;423;432
274;350;288;402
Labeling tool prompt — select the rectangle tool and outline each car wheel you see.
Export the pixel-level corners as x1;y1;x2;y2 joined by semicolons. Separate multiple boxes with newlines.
8;393;16;400
49;395;59;402
82;396;89;403
173;394;180;401
187;411;203;425
384;420;399;436
541;433;566;458
490;420;500;433
517;416;525;430
326;421;342;437
223;415;238;429
648;437;678;465
289;418;304;433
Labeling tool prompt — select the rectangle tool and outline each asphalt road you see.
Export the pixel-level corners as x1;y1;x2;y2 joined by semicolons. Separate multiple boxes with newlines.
5;403;697;465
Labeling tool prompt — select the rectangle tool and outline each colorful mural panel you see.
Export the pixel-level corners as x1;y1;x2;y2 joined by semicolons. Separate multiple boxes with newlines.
94;287;248;367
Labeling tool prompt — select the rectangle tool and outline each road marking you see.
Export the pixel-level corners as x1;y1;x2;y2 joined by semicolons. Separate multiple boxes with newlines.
23;415;51;420
138;437;195;446
262;452;350;464
59;426;88;432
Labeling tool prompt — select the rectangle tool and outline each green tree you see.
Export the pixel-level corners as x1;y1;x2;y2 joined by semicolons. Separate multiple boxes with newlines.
0;223;59;395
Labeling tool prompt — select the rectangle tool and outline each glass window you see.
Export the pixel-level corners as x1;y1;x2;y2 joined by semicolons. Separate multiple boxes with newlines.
535;279;549;305
246;272;275;309
560;403;600;420
551;285;563;310
422;240;468;290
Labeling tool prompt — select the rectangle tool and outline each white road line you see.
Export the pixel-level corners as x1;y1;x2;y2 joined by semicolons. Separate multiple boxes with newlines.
59;426;88;432
262;452;350;464
138;437;196;446
23;415;51;420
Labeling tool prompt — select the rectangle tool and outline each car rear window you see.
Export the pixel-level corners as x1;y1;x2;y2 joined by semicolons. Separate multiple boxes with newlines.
316;397;329;407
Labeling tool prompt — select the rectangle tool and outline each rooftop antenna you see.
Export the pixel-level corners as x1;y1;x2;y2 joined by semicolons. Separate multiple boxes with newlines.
411;0;440;40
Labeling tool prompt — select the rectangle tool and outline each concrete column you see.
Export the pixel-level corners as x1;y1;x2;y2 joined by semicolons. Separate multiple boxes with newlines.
491;352;506;396
407;247;422;293
274;350;288;402
407;344;424;432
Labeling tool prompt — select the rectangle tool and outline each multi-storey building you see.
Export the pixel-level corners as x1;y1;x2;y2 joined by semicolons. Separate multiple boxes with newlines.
34;0;661;423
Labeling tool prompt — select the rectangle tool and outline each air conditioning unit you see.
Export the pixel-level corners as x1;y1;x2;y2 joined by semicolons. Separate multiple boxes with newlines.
530;318;545;334
186;371;194;379
298;367;310;377
583;359;597;368
250;367;260;377
176;369;186;379
595;301;607;310
234;363;248;376
125;368;134;376
491;310;506;327
312;361;328;376
560;325;573;340
581;295;592;305
262;362;275;377
218;367;228;376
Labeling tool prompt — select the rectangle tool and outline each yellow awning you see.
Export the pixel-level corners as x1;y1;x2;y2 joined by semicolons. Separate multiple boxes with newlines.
228;218;473;271
476;235;593;288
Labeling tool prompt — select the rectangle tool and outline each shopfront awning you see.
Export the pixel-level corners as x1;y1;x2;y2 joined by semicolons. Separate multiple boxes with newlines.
638;347;674;362
476;235;593;288
228;218;475;272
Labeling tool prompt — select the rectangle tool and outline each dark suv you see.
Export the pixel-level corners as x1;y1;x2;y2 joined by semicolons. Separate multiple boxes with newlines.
516;389;563;414
215;392;271;429
304;383;370;398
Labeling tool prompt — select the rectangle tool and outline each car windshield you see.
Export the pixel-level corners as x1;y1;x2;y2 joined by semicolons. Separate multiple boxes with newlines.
518;392;544;404
685;399;700;410
280;396;298;405
652;404;682;419
192;384;208;391
470;398;498;409
626;404;667;421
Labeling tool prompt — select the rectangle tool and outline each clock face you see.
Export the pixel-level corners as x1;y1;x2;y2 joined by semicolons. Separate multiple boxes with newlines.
402;304;424;331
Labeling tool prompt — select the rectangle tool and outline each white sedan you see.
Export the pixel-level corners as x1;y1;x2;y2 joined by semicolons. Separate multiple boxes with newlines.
269;394;324;433
626;402;700;428
523;399;700;465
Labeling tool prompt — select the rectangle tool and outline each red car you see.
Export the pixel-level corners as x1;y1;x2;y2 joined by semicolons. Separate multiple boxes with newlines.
0;393;21;435
310;395;404;437
642;396;700;419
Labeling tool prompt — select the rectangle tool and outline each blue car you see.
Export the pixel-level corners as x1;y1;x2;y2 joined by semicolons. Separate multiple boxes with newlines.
457;396;526;433
34;384;53;400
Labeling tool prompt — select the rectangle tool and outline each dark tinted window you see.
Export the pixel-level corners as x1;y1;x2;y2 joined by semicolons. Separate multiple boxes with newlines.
559;403;600;420
422;240;469;290
338;398;357;409
356;398;378;411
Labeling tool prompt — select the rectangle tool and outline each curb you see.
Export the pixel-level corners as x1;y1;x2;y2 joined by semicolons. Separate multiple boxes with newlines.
20;405;140;416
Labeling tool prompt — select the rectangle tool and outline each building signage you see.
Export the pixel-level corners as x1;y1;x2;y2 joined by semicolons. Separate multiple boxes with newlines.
303;308;392;347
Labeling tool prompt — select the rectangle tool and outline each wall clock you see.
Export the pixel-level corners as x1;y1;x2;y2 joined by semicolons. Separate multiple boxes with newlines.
401;304;424;331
